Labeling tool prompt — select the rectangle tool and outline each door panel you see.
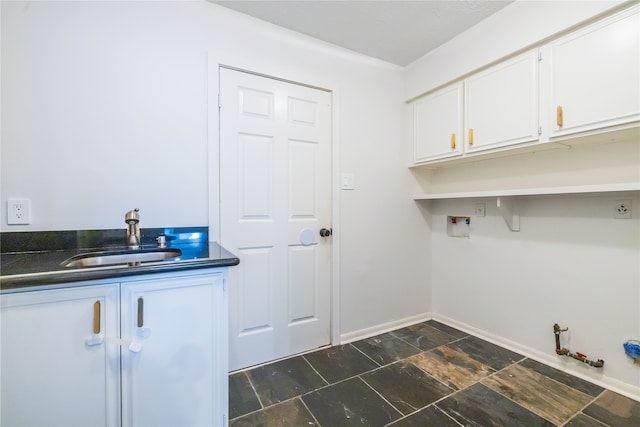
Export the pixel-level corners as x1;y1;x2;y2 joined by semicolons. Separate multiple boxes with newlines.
220;68;332;370
288;245;317;324
238;133;273;220
237;246;274;335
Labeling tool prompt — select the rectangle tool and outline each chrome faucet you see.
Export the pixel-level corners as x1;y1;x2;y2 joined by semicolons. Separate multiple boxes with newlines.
125;208;140;249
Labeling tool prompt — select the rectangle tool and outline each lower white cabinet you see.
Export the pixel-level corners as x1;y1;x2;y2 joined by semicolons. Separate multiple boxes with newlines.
1;284;120;427
121;273;228;427
0;270;228;427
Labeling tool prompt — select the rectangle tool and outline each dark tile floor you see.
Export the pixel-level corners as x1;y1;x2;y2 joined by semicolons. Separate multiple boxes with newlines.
229;320;640;426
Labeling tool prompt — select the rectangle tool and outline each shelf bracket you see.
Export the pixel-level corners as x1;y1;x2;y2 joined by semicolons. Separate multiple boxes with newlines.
496;197;520;232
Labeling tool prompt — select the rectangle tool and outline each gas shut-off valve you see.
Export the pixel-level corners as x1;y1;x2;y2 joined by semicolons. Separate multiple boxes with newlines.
553;323;604;368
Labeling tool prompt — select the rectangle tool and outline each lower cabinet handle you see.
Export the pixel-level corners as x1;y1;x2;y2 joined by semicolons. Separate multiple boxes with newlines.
86;301;103;346
468;128;474;145
557;105;564;127
137;297;144;328
451;133;456;149
93;301;101;334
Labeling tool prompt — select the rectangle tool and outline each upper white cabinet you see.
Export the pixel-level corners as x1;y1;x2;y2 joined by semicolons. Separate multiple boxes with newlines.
413;82;463;162
544;5;639;139
411;4;639;168
465;50;539;152
412;49;539;165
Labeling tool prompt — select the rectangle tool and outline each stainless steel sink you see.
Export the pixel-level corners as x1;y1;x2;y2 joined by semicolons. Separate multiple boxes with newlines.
61;248;183;268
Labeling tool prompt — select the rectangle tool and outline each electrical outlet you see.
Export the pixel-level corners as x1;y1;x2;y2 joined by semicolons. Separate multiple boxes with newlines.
614;199;632;219
7;198;31;225
475;203;486;217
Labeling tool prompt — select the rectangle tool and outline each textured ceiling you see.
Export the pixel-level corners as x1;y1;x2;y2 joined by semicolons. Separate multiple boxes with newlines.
211;1;514;66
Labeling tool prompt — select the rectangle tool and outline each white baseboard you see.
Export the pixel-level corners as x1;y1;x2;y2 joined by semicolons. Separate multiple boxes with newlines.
340;312;432;344
432;314;640;403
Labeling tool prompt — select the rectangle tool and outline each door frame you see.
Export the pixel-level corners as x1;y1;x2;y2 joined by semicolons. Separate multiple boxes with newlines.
208;59;342;349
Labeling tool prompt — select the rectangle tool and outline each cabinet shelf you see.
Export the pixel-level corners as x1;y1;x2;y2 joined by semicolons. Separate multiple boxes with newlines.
413;182;640;200
414;183;639;232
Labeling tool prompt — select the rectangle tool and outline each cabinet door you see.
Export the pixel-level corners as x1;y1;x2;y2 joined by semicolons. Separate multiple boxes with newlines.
413;82;463;162
546;5;639;138
1;285;120;427
121;273;228;427
465;50;539;153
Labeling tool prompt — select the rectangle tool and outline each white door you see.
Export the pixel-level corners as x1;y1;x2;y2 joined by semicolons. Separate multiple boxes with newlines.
219;68;332;371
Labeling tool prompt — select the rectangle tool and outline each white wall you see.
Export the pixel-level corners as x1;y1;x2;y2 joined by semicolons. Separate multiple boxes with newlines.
0;1;430;338
405;0;640;397
430;194;640;396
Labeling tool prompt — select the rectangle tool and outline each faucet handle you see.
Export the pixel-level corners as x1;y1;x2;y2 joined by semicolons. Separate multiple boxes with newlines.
125;208;140;224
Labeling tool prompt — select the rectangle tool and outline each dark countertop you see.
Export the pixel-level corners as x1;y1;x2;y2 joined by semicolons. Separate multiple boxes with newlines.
0;228;239;292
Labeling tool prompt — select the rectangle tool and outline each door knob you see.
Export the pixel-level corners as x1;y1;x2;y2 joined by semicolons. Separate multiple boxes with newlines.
320;228;332;237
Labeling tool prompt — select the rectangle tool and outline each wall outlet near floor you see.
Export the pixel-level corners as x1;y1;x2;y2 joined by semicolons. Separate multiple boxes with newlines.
7;198;31;225
613;199;632;219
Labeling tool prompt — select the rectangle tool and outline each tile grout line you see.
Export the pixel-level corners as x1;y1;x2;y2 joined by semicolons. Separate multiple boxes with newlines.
356;375;405;421
348;342;384;367
426;355;520;415
299;343;408;396
297;396;323;427
387;330;429;353
513;357;603;399
478;357;569;426
361;338;471;425
232;355;333;421
229;395;314;423
506;356;609;425
432;404;466;427
348;331;478;425
557;389;611;427
243;370;266;410
301;354;331;387
304;337;464;425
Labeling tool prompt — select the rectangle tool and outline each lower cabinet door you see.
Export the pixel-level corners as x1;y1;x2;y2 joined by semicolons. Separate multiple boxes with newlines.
0;284;120;427
120;272;228;427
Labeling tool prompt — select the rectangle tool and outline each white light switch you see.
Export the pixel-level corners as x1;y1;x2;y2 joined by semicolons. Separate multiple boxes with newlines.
341;173;355;190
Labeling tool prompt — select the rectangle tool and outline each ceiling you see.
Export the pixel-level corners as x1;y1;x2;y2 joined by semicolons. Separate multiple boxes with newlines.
211;1;514;66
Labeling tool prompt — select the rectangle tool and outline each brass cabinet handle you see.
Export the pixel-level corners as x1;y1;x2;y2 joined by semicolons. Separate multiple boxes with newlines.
468;128;474;145
451;133;456;149
137;297;144;328
93;301;101;334
557;105;563;127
